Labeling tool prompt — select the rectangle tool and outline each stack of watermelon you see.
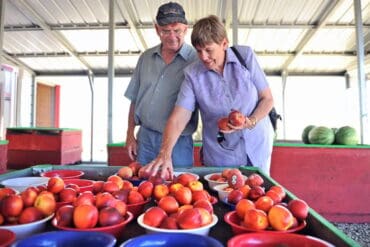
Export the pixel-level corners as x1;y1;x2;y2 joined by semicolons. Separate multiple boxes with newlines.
301;125;359;145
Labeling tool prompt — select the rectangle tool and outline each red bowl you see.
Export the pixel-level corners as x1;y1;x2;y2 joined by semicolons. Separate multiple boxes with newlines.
127;198;151;218
209;196;218;205
52;211;134;239
224;211;306;235
41;170;84;179
227;232;335;247
0;229;16;247
55;201;72;210
63;179;94;192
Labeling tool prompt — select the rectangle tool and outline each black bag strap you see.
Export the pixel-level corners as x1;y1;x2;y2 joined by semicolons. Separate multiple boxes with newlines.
230;46;247;70
230;46;281;131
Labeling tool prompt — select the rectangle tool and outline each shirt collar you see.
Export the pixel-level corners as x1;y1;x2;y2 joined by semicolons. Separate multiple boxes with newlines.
195;47;239;74
153;43;193;61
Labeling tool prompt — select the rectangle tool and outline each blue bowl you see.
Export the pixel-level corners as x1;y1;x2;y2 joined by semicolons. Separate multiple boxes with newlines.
223;198;236;210
121;233;223;247
11;231;116;247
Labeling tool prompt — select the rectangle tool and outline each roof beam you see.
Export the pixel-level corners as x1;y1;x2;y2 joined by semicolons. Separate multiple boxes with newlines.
116;0;147;51
347;54;370;71
12;0;93;72
281;0;344;71
237;23;370;29
2;52;35;75
5;23;370;32
10;50;140;57
34;69;347;77
4;23;128;31
10;50;370;58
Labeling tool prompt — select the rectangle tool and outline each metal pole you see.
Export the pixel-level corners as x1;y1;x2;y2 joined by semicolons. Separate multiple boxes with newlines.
0;0;4;137
107;0;115;144
232;0;238;45
281;71;288;139
88;72;94;162
0;0;4;62
353;0;368;144
30;74;36;126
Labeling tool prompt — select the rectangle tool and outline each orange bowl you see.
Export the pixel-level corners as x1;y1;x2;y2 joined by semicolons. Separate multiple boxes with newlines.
127;198;151;218
224;211;306;235
227;232;335;247
0;229;16;246
52;211;134;239
63;179;94;192
41;170;84;179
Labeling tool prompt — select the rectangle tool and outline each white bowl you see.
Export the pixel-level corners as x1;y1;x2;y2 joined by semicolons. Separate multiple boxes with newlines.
0;177;49;192
204;173;248;191
203;173;227;190
137;213;218;236
0;214;54;240
213;184;233;202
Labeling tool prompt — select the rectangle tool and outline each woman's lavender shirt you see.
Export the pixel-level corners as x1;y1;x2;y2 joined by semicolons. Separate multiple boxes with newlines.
176;45;274;174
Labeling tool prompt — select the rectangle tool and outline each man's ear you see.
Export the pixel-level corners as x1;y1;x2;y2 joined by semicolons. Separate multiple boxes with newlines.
183;25;188;35
155;24;161;36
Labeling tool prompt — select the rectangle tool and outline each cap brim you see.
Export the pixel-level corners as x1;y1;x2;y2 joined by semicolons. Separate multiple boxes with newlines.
157;17;187;26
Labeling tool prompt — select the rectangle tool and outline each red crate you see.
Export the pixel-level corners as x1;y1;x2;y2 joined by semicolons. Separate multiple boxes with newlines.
6;129;34;150
7;148;82;169
32;130;81;151
270;143;370;223
193;144;203;167
107;143;132;166
0;141;8;174
6;128;82;169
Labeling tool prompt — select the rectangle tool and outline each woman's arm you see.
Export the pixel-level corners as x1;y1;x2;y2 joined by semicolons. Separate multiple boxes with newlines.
143;106;193;179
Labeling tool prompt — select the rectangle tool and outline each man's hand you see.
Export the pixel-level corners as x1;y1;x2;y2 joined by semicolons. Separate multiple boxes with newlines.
125;135;137;161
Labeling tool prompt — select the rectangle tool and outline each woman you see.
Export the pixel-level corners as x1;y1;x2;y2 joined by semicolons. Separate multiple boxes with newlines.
144;15;274;178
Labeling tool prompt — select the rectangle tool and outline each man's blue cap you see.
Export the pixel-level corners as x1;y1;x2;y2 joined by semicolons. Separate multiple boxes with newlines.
156;2;187;26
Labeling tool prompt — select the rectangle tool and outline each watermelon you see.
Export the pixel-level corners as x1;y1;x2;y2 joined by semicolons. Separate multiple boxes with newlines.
335;126;359;145
301;125;316;144
308;126;335;145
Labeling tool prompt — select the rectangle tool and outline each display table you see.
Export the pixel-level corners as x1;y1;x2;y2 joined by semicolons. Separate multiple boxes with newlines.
0;140;8;174
270;142;370;223
0;165;359;247
6;127;82;169
107;141;370;222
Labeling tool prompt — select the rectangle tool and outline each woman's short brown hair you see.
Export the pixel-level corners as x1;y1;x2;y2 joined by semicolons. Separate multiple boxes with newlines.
191;15;228;47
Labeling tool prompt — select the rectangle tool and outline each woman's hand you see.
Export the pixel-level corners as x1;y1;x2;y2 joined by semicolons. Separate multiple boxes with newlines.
219;115;256;133
142;153;174;180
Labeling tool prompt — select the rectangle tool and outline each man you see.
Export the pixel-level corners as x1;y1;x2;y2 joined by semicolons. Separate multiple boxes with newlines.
124;2;198;167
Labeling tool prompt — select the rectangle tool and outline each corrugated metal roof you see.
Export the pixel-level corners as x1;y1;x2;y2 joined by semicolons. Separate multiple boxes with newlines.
1;0;369;76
